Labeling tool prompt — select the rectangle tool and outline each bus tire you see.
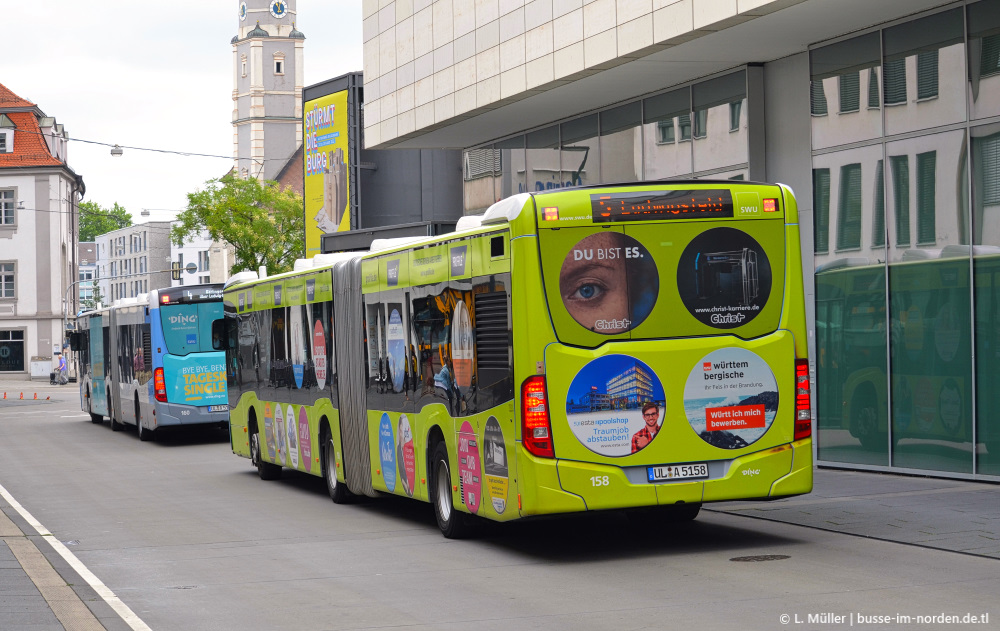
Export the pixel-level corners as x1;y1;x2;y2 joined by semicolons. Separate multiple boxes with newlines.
431;442;473;539
251;428;281;481
323;434;353;504
136;399;154;442
87;389;102;424
109;390;123;432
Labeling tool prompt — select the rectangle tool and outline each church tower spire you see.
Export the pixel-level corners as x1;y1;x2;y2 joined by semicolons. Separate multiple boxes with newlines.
232;0;304;181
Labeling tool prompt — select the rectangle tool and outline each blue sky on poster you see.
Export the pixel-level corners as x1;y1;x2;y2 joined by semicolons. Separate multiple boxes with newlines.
5;1;362;224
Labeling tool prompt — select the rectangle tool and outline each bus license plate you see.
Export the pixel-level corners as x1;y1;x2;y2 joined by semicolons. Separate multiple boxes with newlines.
208;405;228;412
647;463;709;482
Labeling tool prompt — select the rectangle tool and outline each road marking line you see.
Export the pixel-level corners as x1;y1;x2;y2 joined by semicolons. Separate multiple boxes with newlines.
61;415;90;418
0;481;152;631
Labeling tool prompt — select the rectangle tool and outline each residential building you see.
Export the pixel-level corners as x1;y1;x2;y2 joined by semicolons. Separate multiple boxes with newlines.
96;222;171;302
361;0;1000;479
170;228;236;287
78;241;97;307
0;83;84;379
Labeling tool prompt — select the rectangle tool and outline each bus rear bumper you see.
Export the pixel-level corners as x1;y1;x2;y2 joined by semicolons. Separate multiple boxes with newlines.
155;402;230;428
519;439;813;516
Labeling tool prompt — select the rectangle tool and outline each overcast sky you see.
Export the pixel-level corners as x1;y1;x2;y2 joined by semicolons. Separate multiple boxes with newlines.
5;1;362;224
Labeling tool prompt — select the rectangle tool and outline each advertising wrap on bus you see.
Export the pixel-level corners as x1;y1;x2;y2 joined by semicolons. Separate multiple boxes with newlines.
161;353;228;406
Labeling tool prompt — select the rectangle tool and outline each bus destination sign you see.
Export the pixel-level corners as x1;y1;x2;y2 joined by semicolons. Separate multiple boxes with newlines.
591;190;734;222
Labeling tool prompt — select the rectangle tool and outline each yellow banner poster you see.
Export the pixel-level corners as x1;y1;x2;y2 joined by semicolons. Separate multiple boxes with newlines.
304;89;350;258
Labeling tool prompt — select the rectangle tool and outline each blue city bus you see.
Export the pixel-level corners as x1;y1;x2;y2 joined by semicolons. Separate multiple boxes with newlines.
73;284;229;441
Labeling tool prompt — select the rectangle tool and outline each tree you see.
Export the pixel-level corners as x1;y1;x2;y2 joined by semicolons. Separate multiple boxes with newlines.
79;201;132;242
171;174;304;275
81;283;104;311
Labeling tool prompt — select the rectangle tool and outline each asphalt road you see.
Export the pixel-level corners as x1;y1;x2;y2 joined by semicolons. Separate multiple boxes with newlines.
1;386;997;630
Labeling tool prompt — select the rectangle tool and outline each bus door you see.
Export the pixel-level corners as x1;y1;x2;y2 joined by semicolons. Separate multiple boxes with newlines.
89;314;108;416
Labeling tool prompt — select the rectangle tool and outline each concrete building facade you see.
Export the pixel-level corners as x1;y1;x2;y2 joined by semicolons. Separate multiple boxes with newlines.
0;83;84;379
362;0;1000;480
96;222;171;303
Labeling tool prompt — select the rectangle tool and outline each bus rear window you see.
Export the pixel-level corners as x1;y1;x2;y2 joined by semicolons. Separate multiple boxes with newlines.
161;303;224;355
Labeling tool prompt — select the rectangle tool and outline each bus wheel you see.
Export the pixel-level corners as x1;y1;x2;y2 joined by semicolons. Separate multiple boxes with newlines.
87;390;102;424
136;400;154;442
323;435;353;504
109;391;123;432
251;429;281;480
431;442;473;539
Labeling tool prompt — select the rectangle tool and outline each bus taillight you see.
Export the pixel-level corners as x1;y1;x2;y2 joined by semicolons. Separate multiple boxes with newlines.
154;368;168;402
794;359;811;441
521;376;554;458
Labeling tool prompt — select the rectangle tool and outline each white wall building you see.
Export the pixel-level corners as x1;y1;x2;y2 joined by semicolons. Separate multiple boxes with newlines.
0;83;84;379
96;222;171;303
170;228;236;287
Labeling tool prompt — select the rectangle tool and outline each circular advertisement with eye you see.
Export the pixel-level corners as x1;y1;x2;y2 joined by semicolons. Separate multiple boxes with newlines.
482;417;508;514
677;227;771;329
274;404;286;465
452;300;474;389
684;348;778;449
378;413;396;492
396;414;416;497
565;355;666;457
387;309;406;393
286;405;298;469
298;406;312;472
313;319;327;390
458;421;481;514
263;402;276;460
559;232;658;334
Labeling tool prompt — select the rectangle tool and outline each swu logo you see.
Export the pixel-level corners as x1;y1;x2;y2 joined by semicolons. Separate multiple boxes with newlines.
168;314;197;325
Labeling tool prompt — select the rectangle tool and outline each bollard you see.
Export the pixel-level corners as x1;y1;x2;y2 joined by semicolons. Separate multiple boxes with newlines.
33;393;37;400
19;393;23;399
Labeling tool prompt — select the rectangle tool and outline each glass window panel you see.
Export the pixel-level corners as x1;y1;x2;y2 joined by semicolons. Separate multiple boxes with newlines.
837;163;863;250
462;146;497;213
642;87;692;179
811;32;881;149
873;159;886;248
867;67;880;109
971;123;1000;475
886;129;972;474
692;71;747;172
600;103;642;183
729;101;742;131
814;146;889;466
496;135;526;198
839;72;860;113
561;114;599;187
526;125;565;192
890;155;911;246
968;1;1000;121
883;9;965;136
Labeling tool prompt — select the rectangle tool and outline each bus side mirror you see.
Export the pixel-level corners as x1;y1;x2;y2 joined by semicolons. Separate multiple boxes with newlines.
68;332;82;351
211;319;227;351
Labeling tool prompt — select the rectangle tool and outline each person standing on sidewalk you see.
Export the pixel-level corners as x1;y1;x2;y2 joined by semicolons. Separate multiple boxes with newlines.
56;353;68;385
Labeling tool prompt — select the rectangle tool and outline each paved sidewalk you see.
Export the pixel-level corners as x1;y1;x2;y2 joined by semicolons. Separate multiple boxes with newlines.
710;467;1000;559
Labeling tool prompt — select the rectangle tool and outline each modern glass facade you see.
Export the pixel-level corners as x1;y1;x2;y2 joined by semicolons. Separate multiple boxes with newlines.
462;70;749;214
812;2;1000;478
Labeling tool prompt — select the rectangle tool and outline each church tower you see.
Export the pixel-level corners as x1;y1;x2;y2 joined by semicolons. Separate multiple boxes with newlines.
232;0;305;181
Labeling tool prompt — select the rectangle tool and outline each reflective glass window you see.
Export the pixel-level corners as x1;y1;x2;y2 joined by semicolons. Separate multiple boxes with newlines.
561;115;599;187
642;87;692;179
692;71;747;173
971;122;1000;475
968;0;1000;121
811;32;882;150
525;125;563;192
463;146;499;213
886;129;972;474
883;9;964;136
496;135;526;197
599;102;642;183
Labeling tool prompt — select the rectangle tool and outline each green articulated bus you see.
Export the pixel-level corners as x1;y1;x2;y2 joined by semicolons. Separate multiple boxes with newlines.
223;181;812;537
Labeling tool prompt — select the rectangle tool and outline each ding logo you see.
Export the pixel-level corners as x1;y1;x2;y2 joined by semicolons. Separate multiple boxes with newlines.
387;260;400;287
168;314;197;325
450;245;467;277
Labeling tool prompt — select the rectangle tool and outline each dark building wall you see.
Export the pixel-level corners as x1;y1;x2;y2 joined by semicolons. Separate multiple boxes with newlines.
358;147;463;229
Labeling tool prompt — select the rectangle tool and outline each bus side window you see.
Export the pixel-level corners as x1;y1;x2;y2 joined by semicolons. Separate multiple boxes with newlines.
211;319;227;351
270;306;288;390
